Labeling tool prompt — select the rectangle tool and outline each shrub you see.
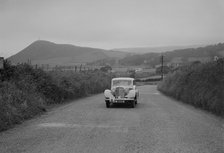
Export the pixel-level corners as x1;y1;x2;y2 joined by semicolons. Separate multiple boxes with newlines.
0;63;111;131
158;59;224;116
48;70;111;97
0;82;45;131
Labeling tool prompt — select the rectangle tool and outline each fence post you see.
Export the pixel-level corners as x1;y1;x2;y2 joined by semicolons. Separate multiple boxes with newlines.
80;64;82;72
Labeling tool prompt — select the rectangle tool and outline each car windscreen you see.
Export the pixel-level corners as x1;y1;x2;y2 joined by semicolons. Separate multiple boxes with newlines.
112;80;132;86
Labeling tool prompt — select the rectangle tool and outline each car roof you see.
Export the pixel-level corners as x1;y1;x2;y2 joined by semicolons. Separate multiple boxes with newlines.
112;77;134;81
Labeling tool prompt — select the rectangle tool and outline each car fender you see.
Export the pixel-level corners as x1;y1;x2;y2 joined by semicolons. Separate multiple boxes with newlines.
104;89;115;100
126;89;136;98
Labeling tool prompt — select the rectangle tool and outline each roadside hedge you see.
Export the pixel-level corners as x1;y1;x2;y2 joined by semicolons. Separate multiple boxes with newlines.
0;62;111;131
158;59;224;116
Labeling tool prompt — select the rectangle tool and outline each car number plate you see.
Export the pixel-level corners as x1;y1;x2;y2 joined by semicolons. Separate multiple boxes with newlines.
116;100;124;103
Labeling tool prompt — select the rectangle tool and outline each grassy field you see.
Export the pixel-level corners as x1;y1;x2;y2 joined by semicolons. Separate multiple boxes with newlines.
158;59;224;116
0;62;111;131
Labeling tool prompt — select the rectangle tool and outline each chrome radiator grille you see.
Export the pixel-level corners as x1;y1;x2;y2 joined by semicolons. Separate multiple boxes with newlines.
114;87;125;98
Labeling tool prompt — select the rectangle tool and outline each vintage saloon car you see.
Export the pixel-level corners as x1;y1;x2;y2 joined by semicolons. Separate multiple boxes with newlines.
104;77;139;108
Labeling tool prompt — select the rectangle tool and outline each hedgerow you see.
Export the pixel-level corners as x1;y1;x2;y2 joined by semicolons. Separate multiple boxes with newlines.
0;62;111;131
158;59;224;116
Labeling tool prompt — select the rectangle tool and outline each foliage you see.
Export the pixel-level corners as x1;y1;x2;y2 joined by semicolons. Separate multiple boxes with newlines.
87;58;116;66
119;53;160;66
158;59;224;116
0;81;45;131
155;66;170;74
0;60;16;81
0;63;111;131
48;70;111;98
100;65;112;72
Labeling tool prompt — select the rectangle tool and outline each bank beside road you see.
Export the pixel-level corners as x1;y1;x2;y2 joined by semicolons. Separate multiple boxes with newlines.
0;85;223;153
0;62;111;131
158;59;224;117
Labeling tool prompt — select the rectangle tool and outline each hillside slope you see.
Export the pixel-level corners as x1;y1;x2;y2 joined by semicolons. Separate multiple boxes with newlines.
119;43;224;66
113;44;205;54
8;40;128;66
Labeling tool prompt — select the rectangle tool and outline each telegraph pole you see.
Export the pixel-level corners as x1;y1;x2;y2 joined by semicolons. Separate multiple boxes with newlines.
161;54;164;80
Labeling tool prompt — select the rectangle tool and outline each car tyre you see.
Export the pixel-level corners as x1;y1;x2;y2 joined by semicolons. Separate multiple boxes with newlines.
130;100;135;108
135;97;138;105
106;101;110;108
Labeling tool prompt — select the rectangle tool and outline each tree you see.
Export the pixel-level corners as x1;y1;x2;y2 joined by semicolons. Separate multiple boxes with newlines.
100;65;112;73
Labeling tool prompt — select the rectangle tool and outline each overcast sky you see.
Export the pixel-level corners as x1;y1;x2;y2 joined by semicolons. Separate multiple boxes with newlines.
1;0;224;57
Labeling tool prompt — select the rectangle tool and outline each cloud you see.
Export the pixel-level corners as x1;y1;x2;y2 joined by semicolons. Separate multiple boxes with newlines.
0;0;224;57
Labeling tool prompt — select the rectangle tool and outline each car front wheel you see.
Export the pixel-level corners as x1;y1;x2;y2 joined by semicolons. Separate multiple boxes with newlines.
130;100;135;108
106;101;110;108
135;97;137;104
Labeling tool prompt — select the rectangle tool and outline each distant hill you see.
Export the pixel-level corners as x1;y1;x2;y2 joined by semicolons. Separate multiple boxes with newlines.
113;44;205;54
8;40;128;66
119;43;224;67
8;40;224;67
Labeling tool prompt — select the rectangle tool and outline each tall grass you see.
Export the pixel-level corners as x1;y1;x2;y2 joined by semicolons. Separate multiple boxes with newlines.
0;62;111;131
158;59;224;116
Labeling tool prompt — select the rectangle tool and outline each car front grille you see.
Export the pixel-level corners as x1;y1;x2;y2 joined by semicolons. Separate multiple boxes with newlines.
114;87;125;98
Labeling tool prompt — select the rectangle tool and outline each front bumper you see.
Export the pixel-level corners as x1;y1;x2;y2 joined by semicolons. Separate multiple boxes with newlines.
105;97;134;103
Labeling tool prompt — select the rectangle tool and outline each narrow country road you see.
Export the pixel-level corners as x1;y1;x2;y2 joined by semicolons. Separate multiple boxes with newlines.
0;85;223;153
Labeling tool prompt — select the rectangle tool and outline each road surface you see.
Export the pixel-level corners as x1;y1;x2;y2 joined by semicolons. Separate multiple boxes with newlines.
0;85;223;153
